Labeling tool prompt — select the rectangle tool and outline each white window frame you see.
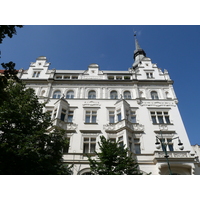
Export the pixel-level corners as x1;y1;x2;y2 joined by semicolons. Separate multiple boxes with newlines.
88;90;96;99
150;111;171;124
53;90;61;99
85;110;97;124
67;110;74;123
32;71;41;78
151;91;159;100
110;90;118;99
123;91;131;99
66;90;74;99
83;137;96;153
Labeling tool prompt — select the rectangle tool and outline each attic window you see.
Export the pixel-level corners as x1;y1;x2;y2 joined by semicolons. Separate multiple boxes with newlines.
39;63;42;65
146;72;153;79
108;76;114;80
32;71;41;78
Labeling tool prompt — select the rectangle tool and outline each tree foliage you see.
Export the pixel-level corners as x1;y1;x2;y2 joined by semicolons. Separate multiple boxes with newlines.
87;136;142;175
0;25;23;44
0;81;72;174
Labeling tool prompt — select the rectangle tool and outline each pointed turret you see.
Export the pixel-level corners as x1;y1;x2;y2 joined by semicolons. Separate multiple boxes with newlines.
132;33;146;68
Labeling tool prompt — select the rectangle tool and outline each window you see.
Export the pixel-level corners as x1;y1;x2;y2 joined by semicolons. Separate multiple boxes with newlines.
110;90;118;99
130;111;136;123
146;72;153;78
88;90;96;99
53;90;61;99
66;90;74;99
56;76;62;79
109;138;116;143
53;108;57;119
60;109;66;121
128;137;132;151
67;110;74;123
64;76;70;79
108;76;114;80
85;110;97;123
159;138;174;152
123;91;131;99
109;111;115;123
118;136;123;148
63;137;70;154
83;137;96;153
134;138;141;154
116;76;122;80
151;91;159;99
117;109;122;122
72;76;78;79
167;138;174;151
32;71;41;78
150;111;171;124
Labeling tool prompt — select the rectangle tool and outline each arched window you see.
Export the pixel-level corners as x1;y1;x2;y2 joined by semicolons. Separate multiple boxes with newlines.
124;91;131;99
110;90;118;99
66;90;74;99
151;91;159;100
53;90;61;99
88;90;96;99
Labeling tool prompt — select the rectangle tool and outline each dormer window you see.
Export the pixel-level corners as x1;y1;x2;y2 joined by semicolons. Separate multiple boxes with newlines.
146;72;153;79
32;71;41;78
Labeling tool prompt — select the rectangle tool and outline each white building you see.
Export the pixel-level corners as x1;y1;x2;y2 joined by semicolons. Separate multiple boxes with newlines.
18;36;200;175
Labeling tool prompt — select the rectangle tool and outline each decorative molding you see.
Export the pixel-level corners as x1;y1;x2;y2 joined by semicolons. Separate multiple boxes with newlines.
141;101;176;107
83;101;101;107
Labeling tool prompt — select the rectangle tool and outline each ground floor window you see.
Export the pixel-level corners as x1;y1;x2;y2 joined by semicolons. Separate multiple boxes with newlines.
83;137;96;153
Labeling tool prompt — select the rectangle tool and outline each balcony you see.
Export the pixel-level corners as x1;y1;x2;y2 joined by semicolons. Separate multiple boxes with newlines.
51;118;77;132
155;151;191;158
154;151;195;163
103;119;144;133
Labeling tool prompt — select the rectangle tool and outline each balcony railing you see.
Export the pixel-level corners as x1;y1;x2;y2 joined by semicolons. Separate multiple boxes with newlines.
52;118;77;132
155;151;192;159
104;119;144;133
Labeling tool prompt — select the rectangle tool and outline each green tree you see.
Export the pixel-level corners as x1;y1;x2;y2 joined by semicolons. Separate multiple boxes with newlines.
0;81;72;174
0;25;23;103
0;25;23;43
87;136;143;175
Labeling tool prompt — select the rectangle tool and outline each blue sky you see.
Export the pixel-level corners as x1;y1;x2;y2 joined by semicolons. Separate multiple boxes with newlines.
0;25;199;145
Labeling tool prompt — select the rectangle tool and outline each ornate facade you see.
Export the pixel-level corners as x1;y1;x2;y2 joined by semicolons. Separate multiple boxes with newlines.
17;36;200;175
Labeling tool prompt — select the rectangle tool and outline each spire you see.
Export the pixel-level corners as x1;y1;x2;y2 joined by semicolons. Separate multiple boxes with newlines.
134;32;141;50
132;33;146;68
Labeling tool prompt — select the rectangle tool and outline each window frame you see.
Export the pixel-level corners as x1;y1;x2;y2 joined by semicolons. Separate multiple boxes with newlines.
123;91;131;99
32;71;41;78
88;90;96;99
66;90;74;99
110;90;118;99
151;91;159;100
85;110;97;124
150;111;171;124
53;90;61;99
83;137;96;154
